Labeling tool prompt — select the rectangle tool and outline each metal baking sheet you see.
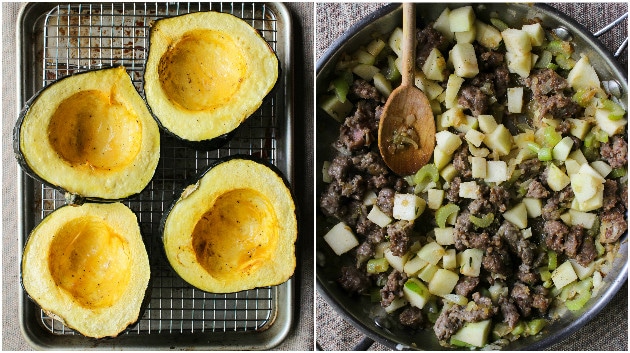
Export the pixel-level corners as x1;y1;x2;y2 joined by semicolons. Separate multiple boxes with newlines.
17;2;294;350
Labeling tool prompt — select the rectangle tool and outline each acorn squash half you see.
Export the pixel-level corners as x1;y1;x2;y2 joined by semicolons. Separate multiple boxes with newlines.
161;156;297;293
14;66;161;201
143;11;279;147
21;202;151;338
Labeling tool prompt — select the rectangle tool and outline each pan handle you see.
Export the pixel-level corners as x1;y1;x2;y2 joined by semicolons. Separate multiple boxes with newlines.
353;337;375;351
593;12;628;58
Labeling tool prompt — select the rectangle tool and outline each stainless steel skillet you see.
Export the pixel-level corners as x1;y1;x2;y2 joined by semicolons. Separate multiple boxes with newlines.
316;3;628;350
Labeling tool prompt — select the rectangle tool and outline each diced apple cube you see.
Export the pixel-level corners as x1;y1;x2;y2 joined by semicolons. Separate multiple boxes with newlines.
322;161;332;183
453;115;479;133
506;50;532;78
552;136;575;161
384;297;408;313
435;227;455;246
475;20;502;49
460;248;484;277
551;260;578;289
433;7;454;42
418;263;439;282
362;190;377;206
319;94;353;122
429;268;460;296
367;205;393;227
403;278;432;309
546;163;571;192
323;222;359;255
595;108;627;136
352;64;381;81
384;248;410;272
428;189;446;210
485;160;509;184
569;149;588;165
440;107;466;128
435;130;463;154
521;227;533;239
404;255;429;276
478;114;498;133
459;181;481;199
578;163;606;182
417;242;446;265
451;320;492;348
568;118;592;140
568;209;597;229
449;6;475;33
445;74;465;109
565;159;582;176
502;28;532;53
374;242;389;259
503;202;528;229
455;28;476;44
567;55;600;91
507;87;524;113
393;193;426;221
388;27;404;57
415;71;445;100
373;72;393;98
522;197;543;218
434;147;452;171
571;173;600;203
423;48;448;81
572;185;604;212
442;249;457;269
465;129;485;147
450;43;479;78
440;164;458;182
483;124;513;156
590;161;612;178
569;259;595;280
471;156;487;179
521;23;545;46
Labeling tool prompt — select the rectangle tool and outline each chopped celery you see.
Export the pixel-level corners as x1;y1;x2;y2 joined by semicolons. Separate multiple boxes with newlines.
332;77;350;103
450;338;475;348
563;278;593;311
490;17;509;31
548;250;558;270
526;318;547;335
595;240;606;257
583;130;600;148
413;163;440;185
572;88;597;107
546;40;573;56
543;126;562;147
435;203;460;228
538;147;553;161
600;99;626;120
595;128;609;143
555;54;575;70
511;321;526;336
370;288;382;302
527;141;541;153
546;62;559;70
492;322;513;340
367;257;390;274
609;167;627;178
539;268;552;282
581;146;600;162
469;213;495;228
534;50;553;69
427;312;439;323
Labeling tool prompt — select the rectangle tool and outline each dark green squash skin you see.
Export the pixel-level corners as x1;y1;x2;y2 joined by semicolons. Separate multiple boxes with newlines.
19;203;153;339
14;66;156;204
158;154;298;291
142;12;281;151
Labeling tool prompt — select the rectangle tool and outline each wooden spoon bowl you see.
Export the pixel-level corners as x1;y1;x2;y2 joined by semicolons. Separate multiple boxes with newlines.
377;3;436;176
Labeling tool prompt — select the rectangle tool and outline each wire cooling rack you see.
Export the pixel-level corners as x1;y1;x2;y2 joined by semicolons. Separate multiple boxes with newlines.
19;2;293;349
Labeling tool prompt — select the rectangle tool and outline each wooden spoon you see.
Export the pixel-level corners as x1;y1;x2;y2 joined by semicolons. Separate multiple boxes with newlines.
378;3;436;176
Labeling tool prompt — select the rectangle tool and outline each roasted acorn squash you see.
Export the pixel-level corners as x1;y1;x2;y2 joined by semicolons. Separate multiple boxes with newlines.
143;11;279;147
161;156;297;293
21;202;151;338
14;66;161;201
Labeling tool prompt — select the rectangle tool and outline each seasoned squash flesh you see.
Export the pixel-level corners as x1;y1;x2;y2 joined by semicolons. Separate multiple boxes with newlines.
47;90;142;171
159;30;246;111
48;216;131;309
192;188;277;280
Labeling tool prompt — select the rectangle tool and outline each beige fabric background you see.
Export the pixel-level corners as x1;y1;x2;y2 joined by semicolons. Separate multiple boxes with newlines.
2;2;314;350
315;2;628;351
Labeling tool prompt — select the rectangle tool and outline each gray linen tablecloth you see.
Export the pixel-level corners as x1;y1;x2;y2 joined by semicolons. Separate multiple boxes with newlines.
2;2;314;350
316;2;628;351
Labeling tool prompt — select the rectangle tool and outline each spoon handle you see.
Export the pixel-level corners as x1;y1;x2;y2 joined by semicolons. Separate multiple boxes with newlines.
402;2;416;87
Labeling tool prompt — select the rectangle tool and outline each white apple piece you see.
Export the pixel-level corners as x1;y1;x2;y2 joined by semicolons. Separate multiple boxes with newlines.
319;94;353;122
435;130;463;155
449;6;475;33
388;27;404;56
451;320;492;347
404;255;429;276
352;64;381;81
403;278;432;309
429;268;460;296
434;147;452;171
502;202;528;229
485;160;509;184
565;159;582;176
475;20;502;49
373;72;392;98
568;118;592;140
506;51;532;78
501;28;532;53
367;205;393;227
590;160;612;178
384;297;408;314
453;115;479;133
440;164;458;182
434;227;456;246
455;28;476;44
459;181;481;199
546;163;571;192
362;191;377;206
418;263;439;282
384;248;409;272
450;43;479;78
568;209;597;229
323;222;359;255
445;74;465;109
322;161;332;183
459;248;484;277
415;71;445;100
521;23;545;46
507;87;524;113
521;227;533;239
551;260;578;289
417;242;446;265
393;193;427;221
471;156;487;179
552;136;574;161
465;129;485;147
442;249;457;269
440;107;466;128
595;107;627;136
568;149;588;165
433;7;454;42
570;259;596;280
477;114;498;133
428;189;446;210
483;124;513;156
567;55;600;91
423;48;448;81
522;197;543;218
